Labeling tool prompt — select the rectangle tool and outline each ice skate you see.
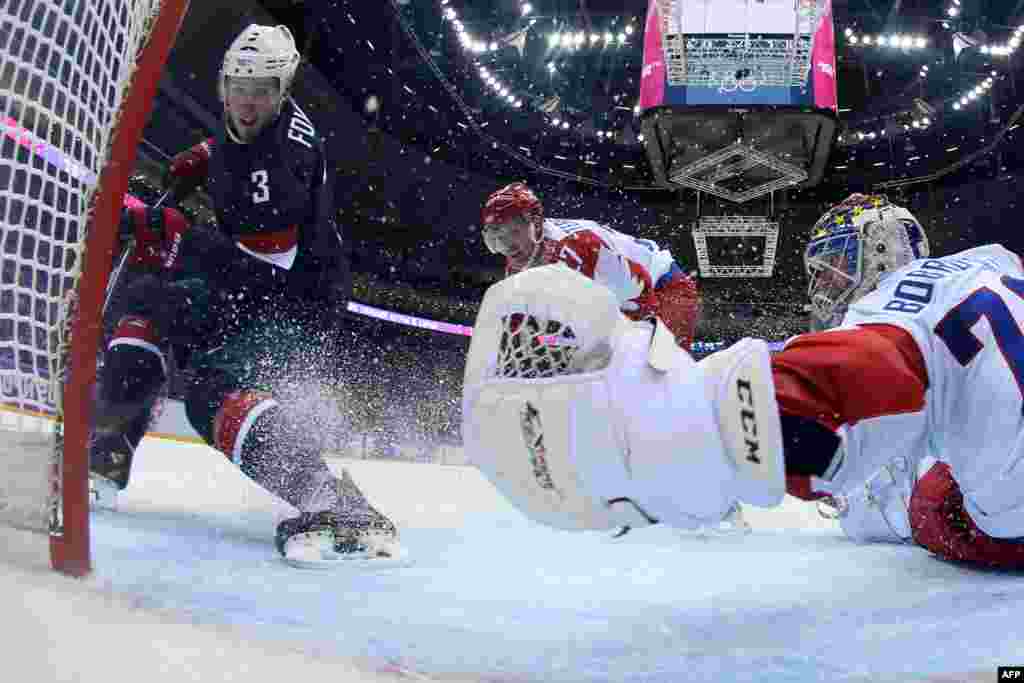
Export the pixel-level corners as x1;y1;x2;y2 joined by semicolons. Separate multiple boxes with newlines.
276;469;408;569
88;392;158;511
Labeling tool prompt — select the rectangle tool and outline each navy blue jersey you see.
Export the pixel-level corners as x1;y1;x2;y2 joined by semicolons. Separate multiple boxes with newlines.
178;99;349;305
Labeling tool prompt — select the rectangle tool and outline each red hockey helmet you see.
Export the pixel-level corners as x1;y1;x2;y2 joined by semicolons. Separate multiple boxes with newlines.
481;182;543;228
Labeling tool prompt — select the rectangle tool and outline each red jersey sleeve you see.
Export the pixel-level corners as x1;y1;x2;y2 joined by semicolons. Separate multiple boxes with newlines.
771;324;929;499
772;324;928;429
553;231;604;278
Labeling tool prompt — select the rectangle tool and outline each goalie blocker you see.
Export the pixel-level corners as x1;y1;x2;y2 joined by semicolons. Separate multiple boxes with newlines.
462;264;785;533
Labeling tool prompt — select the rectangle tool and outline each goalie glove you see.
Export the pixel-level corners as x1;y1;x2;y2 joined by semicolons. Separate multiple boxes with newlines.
462;264;784;535
162;138;213;201
120;205;190;270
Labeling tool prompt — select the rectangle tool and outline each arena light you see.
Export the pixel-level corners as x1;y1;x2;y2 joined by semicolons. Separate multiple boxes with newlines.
521;2;532;15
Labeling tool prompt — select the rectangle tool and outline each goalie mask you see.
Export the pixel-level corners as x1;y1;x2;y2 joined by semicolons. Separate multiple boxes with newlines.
461;264;785;534
805;194;929;329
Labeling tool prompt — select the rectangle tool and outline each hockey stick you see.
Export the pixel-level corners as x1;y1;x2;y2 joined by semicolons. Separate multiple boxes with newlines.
102;186;173;315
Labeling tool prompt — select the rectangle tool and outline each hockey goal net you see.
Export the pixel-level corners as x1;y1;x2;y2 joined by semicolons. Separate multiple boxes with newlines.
0;0;188;576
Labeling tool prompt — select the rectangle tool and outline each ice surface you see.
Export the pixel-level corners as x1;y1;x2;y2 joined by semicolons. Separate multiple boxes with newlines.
3;437;1022;682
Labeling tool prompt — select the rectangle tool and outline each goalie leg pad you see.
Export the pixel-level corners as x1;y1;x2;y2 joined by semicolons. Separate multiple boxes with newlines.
910;462;1024;568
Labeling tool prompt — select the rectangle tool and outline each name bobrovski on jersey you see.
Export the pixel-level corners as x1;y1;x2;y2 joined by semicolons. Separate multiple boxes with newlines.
878;251;1010;316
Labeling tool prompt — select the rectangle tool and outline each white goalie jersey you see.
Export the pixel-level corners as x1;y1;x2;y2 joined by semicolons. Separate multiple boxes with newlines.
831;244;1024;539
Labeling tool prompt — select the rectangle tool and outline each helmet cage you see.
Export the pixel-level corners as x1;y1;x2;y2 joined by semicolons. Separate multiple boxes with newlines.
804;196;929;329
805;231;862;327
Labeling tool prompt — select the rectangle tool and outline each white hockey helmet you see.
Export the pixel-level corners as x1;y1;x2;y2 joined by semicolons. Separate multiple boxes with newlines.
804;193;929;329
219;24;301;105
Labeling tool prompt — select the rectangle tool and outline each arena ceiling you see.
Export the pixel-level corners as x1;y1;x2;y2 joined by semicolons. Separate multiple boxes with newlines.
256;0;1021;197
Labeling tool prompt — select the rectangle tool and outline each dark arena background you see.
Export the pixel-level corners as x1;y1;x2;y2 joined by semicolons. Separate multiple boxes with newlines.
5;1;1024;680
116;0;1023;462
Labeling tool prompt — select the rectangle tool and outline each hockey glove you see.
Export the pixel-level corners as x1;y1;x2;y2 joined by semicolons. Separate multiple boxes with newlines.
162;138;213;201
120;205;190;270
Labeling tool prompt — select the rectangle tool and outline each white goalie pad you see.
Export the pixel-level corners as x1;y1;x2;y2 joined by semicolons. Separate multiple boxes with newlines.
697;338;786;507
462;264;780;533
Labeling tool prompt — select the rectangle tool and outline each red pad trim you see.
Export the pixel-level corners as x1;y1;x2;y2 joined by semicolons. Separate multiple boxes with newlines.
785;474;831;502
910;462;1024;568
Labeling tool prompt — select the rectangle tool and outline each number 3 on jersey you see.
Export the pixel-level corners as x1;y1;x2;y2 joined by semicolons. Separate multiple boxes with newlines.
934;276;1024;410
251;169;270;204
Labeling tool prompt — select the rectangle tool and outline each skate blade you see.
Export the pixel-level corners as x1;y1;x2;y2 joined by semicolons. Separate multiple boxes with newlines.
282;532;412;570
88;474;120;512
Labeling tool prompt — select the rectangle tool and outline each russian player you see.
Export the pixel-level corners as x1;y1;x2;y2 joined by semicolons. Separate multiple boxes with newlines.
463;193;1024;569
480;182;701;350
90;24;401;566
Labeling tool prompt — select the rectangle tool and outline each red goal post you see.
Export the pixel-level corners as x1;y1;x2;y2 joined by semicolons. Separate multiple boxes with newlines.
0;0;190;577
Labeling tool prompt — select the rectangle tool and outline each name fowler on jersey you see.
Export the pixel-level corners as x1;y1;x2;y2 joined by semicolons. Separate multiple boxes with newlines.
286;106;316;150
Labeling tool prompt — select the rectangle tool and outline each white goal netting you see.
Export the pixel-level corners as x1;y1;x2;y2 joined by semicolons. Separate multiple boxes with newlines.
0;0;167;536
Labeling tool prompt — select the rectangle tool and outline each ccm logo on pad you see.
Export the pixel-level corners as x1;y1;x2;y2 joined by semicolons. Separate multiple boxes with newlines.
736;378;761;466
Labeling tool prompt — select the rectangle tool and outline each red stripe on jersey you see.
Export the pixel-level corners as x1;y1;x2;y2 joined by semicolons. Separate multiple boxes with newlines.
237;225;298;255
214;390;274;459
112;315;160;345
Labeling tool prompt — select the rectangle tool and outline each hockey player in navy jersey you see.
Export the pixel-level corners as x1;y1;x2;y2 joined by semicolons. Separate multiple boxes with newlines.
463;193;1024;570
91;24;401;566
